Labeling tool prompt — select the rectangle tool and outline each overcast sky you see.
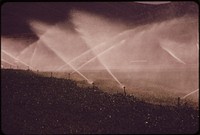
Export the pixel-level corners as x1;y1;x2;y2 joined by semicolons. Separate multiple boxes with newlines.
1;2;199;72
1;2;198;40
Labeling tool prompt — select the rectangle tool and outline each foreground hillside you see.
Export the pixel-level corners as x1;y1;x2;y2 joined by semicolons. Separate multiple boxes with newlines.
1;69;199;134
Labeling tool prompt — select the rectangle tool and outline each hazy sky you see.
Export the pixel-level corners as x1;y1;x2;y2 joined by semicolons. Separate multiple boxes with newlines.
1;2;198;39
1;2;199;71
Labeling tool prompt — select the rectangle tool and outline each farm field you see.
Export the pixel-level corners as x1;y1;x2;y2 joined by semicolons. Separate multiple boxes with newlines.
1;69;199;134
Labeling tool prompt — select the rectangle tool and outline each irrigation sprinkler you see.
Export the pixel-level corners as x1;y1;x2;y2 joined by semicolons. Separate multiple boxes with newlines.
123;86;126;96
68;73;71;79
177;97;180;107
92;82;95;90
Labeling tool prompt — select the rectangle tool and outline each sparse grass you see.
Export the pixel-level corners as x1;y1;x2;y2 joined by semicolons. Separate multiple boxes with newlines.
1;69;199;134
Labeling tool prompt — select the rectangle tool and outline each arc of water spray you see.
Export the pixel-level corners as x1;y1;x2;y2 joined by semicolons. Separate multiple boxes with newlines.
70;38;125;87
91;42;125;88
41;41;92;83
30;44;38;66
181;89;199;99
1;59;16;66
65;25;143;88
56;27;140;71
56;41;107;71
71;40;125;74
36;26;123;85
16;43;35;59
2;50;34;70
73;26;140;88
160;46;186;64
16;30;49;60
102;63;124;87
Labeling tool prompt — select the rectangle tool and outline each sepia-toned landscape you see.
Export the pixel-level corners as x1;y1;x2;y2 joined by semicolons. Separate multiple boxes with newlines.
1;2;199;134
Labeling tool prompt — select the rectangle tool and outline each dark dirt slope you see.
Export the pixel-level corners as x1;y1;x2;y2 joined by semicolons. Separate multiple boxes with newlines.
1;69;199;134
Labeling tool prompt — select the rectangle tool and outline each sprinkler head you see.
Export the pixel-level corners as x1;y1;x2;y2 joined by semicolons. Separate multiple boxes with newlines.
120;84;125;89
88;81;93;84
